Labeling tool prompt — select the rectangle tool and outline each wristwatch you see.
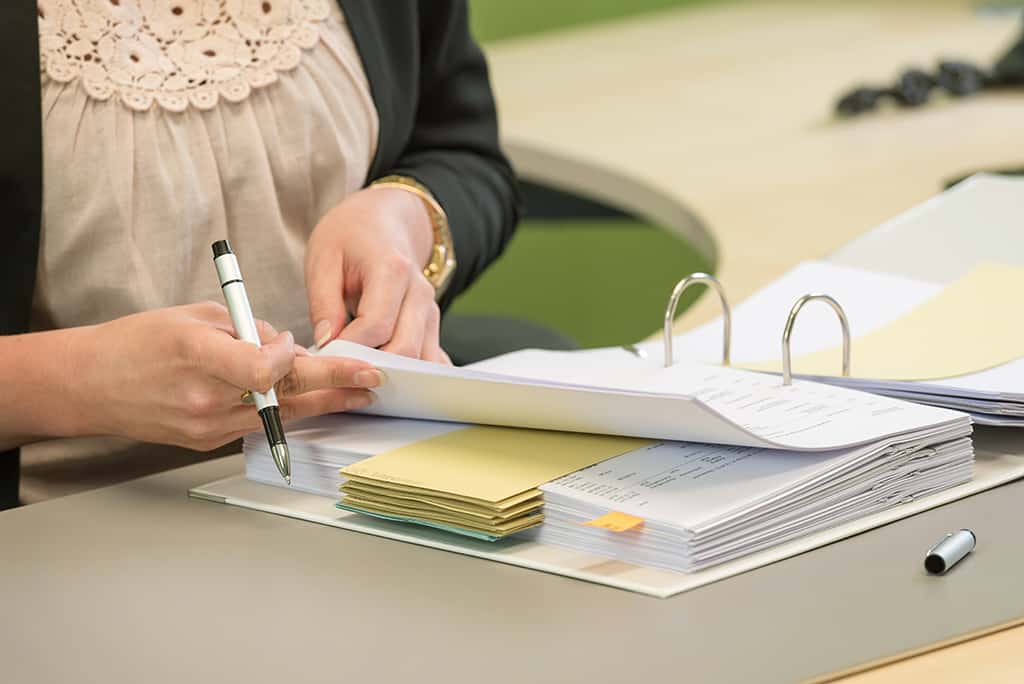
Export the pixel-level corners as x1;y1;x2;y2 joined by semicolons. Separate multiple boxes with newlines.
371;174;457;299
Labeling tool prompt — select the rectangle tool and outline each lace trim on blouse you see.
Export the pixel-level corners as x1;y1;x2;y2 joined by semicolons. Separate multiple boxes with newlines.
38;0;335;112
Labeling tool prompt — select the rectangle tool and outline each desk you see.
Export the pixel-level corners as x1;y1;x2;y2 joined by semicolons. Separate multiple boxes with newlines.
3;2;1024;682
1;435;1023;684
486;2;1024;678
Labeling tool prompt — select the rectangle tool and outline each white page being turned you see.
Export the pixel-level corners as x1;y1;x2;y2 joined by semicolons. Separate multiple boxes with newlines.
472;348;967;451
319;341;965;452
320;341;765;446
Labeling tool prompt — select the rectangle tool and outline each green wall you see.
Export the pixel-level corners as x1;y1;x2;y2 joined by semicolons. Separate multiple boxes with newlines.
450;220;711;348
453;0;720;347
469;0;719;43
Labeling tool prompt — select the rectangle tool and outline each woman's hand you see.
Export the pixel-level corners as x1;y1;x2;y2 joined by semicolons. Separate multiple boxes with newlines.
63;302;382;451
305;186;451;363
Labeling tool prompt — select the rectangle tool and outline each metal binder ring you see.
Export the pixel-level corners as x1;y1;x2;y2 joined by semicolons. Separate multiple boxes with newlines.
782;293;851;386
663;273;731;368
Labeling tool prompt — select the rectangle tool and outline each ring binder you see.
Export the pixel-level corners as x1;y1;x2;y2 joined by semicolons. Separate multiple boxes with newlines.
782;293;851;385
664;273;731;368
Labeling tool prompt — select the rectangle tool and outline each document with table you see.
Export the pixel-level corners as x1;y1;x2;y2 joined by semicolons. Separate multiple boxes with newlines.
194;175;1024;597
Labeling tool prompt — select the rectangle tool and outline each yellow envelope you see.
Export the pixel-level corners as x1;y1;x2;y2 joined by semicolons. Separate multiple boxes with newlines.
341;476;542;510
342;426;651;503
339;481;543;521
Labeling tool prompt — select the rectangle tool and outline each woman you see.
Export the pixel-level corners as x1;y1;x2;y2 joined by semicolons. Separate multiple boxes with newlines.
0;1;519;506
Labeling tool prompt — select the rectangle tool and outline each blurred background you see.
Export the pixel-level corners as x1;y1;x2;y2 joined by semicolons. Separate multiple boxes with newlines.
448;0;720;350
444;0;1024;352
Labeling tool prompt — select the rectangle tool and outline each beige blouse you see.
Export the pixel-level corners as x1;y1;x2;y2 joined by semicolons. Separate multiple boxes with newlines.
24;0;379;504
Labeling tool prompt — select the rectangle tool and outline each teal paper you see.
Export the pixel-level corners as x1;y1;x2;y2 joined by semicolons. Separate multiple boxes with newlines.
336;502;501;542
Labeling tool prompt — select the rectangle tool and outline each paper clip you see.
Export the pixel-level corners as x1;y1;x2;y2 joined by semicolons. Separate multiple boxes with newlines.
781;293;851;385
663;273;731;368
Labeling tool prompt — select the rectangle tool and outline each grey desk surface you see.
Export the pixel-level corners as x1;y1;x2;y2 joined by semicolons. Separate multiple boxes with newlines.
2;428;1024;684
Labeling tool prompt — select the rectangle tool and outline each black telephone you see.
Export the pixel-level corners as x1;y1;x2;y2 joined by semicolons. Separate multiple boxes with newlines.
835;22;1024;116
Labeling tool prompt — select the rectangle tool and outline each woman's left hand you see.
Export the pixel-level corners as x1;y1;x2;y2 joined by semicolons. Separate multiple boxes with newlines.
305;186;451;363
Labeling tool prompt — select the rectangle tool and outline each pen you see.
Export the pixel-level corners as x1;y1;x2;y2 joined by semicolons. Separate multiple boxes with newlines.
924;529;975;574
211;240;291;485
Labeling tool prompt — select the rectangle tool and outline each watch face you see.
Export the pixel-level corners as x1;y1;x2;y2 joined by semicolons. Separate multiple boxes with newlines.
432;254;456;299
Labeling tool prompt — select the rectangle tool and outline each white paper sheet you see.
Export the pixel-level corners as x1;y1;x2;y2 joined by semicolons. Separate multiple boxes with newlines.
643;260;942;364
661;260;1024;418
319;341;964;452
536;426;973;572
542;441;862;529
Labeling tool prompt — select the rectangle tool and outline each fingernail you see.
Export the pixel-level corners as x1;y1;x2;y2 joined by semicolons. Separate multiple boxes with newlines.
281;330;295;348
314;320;332;348
293;343;311;357
353;369;384;388
346;392;375;410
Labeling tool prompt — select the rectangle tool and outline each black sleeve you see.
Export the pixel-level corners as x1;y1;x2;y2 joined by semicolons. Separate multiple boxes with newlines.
0;5;45;509
379;1;521;309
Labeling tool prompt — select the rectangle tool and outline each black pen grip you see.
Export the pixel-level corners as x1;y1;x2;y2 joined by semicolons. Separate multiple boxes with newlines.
258;405;287;445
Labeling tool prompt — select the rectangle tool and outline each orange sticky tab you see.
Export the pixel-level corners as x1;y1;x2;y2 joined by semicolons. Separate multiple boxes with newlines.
582;511;645;532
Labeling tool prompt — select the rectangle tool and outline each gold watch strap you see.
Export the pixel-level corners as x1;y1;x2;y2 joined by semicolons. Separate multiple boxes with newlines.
371;174;456;299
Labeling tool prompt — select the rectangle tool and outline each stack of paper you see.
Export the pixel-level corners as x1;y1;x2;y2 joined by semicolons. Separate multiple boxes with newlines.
244;414;462;496
532;422;973;572
244;316;980;567
652;260;1024;426
245;411;974;572
337;428;650;540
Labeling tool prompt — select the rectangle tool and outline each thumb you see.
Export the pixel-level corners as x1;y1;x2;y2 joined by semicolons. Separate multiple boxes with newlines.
305;249;348;350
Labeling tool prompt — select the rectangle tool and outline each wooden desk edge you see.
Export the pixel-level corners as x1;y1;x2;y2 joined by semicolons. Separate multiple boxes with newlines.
810;617;1024;683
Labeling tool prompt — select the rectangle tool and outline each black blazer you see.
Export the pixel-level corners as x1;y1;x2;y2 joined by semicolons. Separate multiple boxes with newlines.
0;1;520;508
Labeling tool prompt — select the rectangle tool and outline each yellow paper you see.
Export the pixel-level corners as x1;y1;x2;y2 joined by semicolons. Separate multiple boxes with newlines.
342;426;652;503
342;497;543;536
341;476;542;511
582;511;645;532
339;482;543;521
746;263;1024;381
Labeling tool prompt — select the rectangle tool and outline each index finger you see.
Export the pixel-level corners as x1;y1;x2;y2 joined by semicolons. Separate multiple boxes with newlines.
275;356;382;398
191;327;296;393
338;259;410;348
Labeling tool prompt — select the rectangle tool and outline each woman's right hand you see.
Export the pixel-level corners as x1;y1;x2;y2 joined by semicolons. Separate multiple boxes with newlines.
66;301;381;451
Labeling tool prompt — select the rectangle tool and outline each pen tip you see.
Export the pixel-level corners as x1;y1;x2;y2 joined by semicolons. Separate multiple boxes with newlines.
285;475;291;485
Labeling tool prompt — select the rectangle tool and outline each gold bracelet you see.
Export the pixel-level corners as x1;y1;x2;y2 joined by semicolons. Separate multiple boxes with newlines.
371;174;457;299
